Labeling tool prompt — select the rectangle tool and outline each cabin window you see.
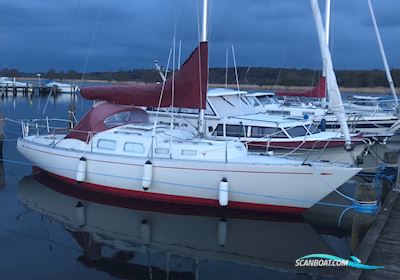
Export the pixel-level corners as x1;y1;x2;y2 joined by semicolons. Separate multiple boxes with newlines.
285;126;308;138
124;142;145;153
182;149;197;156
155;148;169;154
225;125;247;137
251;127;288;138
212;124;224;136
306;124;320;135
97;139;116;150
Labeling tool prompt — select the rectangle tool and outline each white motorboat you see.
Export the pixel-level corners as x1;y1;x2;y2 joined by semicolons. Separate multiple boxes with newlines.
46;81;79;93
17;0;361;215
250;88;400;135
0;76;29;87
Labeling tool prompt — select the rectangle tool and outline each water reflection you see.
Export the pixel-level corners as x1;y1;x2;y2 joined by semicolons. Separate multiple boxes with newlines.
17;172;346;279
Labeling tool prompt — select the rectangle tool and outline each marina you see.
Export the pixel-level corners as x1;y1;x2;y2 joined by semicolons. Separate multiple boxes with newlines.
1;0;400;279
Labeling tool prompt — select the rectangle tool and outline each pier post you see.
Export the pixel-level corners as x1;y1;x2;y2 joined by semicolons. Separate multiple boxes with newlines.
0;116;4;189
68;93;76;128
351;183;377;253
0;116;3;158
382;151;400;196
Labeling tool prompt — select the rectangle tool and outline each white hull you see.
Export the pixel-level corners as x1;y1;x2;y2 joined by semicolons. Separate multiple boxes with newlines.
55;85;78;93
17;137;360;213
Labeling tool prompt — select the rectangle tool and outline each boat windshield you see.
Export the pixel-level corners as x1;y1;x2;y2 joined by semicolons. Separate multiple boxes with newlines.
255;95;278;106
306;124;320;135
285;126;308;138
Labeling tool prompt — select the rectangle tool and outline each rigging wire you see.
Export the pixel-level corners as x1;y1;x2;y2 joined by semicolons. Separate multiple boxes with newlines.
80;5;104;81
42;0;82;116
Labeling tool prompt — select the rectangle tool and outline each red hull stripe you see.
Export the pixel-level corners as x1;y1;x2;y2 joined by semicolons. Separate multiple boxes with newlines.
23;144;332;176
33;167;307;215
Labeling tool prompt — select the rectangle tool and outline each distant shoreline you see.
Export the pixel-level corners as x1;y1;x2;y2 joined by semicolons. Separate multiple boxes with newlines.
17;77;398;95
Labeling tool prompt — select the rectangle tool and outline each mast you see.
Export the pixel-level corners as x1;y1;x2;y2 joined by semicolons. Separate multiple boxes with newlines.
367;0;398;108
201;0;208;43
198;0;208;135
324;0;331;46
310;0;352;149
321;0;331;108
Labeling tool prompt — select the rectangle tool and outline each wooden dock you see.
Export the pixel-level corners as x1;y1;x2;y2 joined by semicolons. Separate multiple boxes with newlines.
344;189;400;280
0;85;53;97
359;189;400;280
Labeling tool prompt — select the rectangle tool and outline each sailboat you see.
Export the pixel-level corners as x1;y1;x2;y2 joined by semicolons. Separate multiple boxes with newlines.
17;0;360;215
252;0;400;136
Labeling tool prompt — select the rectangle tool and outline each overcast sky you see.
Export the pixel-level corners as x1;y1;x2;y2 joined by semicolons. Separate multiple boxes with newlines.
0;0;398;72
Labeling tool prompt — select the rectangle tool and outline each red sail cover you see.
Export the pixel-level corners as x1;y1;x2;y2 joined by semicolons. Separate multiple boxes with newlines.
65;102;150;141
276;77;326;99
81;42;208;109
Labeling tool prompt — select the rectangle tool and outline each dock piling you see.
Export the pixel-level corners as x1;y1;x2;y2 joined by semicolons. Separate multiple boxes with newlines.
351;183;377;253
382;151;400;196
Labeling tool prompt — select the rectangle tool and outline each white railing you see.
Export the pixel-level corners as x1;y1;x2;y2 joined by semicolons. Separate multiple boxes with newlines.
21;118;74;139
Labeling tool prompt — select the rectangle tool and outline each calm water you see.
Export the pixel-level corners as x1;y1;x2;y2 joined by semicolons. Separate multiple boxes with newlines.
0;92;393;279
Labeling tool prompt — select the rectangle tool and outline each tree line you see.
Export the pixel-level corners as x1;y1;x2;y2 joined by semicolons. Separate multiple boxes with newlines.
1;67;399;88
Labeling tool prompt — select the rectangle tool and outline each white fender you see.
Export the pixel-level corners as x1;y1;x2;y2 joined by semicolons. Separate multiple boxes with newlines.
219;177;229;207
218;218;227;247
142;160;153;190
76;157;87;182
75;201;86;227
24;124;29;137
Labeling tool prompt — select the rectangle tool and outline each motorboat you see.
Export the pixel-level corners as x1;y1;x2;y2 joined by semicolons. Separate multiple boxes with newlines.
250;87;400;135
0;77;31;94
45;80;79;93
17;0;361;215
